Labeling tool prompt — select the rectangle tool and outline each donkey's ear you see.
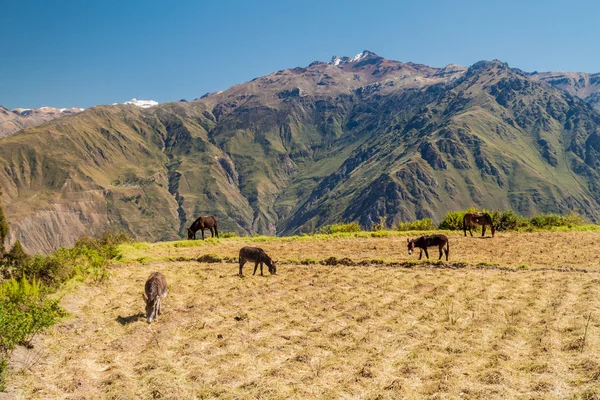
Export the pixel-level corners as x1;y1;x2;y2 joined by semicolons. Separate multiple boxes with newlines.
142;293;148;303
407;238;410;243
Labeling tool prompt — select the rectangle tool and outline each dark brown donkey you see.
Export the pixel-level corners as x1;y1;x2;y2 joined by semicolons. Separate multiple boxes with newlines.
239;246;277;277
143;272;168;323
463;212;495;237
187;216;219;240
407;234;450;261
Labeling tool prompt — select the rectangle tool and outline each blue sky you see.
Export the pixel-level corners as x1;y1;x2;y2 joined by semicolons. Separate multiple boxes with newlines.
1;0;599;109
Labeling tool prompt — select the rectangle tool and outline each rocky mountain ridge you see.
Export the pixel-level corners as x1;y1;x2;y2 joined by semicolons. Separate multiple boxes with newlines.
2;52;600;254
0;106;84;138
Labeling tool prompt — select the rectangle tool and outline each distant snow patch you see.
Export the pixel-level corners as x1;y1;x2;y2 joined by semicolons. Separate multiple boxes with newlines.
351;51;367;62
120;98;159;108
329;50;373;66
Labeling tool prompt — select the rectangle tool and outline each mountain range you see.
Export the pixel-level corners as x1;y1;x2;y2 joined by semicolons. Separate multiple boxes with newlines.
0;106;84;138
2;51;600;254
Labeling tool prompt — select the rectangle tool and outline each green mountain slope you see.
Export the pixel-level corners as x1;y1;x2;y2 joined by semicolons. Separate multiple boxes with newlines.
2;53;600;253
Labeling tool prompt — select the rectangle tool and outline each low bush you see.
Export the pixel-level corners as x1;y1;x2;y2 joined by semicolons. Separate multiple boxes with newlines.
439;209;586;232
398;218;436;231
316;222;361;234
220;232;239;238
0;275;64;390
370;216;387;232
490;210;528;231
529;212;584;229
0;230;129;389
438;208;478;231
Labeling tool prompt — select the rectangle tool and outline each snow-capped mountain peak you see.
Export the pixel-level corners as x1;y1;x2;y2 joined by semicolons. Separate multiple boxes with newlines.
120;98;158;108
329;50;379;66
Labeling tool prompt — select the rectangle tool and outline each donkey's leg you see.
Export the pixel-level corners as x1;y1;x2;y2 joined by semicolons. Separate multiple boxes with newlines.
469;226;473;236
239;259;247;276
424;248;430;259
419;249;423;260
482;225;486;237
260;262;264;276
214;225;219;238
201;228;205;240
253;261;259;275
439;245;443;260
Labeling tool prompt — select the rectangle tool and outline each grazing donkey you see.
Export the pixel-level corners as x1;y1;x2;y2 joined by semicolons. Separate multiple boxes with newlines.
143;272;168;323
463;212;495;238
239;246;277;277
187;216;219;240
407;234;450;261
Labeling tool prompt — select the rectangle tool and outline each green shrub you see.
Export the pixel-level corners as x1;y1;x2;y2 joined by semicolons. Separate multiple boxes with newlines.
0;231;125;387
438;208;478;231
13;231;129;285
22;251;72;284
4;240;29;268
74;231;131;260
439;209;586;232
529;212;584;229
317;222;361;234
0;275;64;390
491;210;528;231
220;232;239;238
398;218;436;231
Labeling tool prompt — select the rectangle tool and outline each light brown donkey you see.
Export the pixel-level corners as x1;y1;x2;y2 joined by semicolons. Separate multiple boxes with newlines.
143;272;168;323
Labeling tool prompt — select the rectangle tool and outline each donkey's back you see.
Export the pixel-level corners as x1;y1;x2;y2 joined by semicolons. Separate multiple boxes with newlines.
239;246;267;262
145;272;167;298
144;272;168;323
239;246;277;276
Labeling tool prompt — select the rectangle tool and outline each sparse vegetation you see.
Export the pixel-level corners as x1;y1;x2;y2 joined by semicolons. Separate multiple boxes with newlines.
397;217;436;231
438;208;478;231
0;230;130;390
316;222;361;234
370;216;387;231
490;210;528;231
529;212;584;229
0;275;64;390
439;208;588;232
219;231;239;238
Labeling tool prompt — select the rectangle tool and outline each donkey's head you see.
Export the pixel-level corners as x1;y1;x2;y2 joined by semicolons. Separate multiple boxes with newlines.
187;228;194;240
268;260;277;275
143;293;160;323
407;238;415;255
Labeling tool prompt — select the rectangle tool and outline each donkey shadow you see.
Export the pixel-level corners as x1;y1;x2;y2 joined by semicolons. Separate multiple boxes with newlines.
116;313;144;325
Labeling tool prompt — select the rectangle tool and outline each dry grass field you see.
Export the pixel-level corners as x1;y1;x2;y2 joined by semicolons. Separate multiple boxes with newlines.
6;231;600;399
